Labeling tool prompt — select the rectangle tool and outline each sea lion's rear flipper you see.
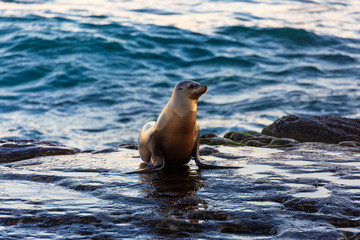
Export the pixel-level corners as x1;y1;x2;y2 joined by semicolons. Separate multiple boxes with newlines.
192;136;241;169
194;152;240;169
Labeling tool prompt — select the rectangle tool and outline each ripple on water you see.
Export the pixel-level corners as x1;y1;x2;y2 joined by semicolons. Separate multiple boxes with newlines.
0;180;100;210
1;0;360;148
293;186;331;199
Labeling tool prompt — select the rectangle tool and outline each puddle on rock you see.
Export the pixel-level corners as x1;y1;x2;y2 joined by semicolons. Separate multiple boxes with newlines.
293;186;331;199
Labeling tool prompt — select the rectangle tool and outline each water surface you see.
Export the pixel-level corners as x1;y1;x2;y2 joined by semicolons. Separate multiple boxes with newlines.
0;0;359;150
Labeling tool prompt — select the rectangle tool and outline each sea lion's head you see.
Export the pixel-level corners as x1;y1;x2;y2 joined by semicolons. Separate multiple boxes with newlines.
174;80;207;101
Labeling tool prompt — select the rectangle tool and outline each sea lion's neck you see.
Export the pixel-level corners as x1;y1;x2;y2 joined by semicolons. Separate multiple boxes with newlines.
167;96;197;117
156;103;197;132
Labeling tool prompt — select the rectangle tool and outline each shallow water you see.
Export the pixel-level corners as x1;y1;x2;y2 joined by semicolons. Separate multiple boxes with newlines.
0;144;359;239
1;0;360;149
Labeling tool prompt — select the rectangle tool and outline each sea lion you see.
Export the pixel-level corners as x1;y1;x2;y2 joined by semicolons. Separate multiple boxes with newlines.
127;80;239;174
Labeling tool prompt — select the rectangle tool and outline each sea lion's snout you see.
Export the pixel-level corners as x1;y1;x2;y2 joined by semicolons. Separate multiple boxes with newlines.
202;85;208;93
190;84;207;99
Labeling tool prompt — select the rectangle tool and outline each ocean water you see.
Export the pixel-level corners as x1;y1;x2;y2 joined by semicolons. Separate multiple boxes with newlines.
1;0;360;150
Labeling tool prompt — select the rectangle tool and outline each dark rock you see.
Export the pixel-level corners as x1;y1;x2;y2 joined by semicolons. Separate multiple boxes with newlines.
0;216;20;226
326;217;360;228
262;115;360;144
92;148;119;154
154;218;203;233
77;216;102;224
92;235;117;240
213;152;244;159
187;210;230;221
341;232;360;240
199;137;241;146
224;131;262;142
240;136;275;144
338;141;360;148
267;138;298;148
284;198;320;213
199;146;219;156
269;138;297;145
223;131;296;148
200;133;218;138
243;140;268;147
0;139;80;163
71;185;100;191
118;143;138;150
220;220;273;235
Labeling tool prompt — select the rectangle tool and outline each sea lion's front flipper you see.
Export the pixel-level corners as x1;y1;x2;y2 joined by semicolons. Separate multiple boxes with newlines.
126;135;165;174
125;159;165;174
192;135;241;169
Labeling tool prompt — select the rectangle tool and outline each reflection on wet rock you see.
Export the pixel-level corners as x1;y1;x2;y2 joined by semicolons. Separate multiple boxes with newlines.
140;166;205;206
0;142;359;239
0;139;80;163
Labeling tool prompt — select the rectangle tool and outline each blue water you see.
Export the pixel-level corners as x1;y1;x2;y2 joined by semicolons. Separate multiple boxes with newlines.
1;0;360;150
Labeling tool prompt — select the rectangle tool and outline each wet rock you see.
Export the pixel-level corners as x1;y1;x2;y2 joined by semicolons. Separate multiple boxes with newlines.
187;211;231;221
199;137;240;146
0;216;20;226
2;140;360;239
200;133;218;138
220;220;273;235
92;148;119;154
242;140;268;147
240;136;275;144
213;152;244;159
77;216;102;224
277;226;341;240
19;216;42;224
262;115;360;143
30;175;60;183
326;217;360;228
224;131;262;142
341;232;360;240
284;198;320;213
267;138;298;148
338;141;360;148
220;223;251;234
154;218;203;233
71;185;100;191
0;139;80;163
199;146;219;156
223;131;297;148
118;143;138;150
92;234;117;240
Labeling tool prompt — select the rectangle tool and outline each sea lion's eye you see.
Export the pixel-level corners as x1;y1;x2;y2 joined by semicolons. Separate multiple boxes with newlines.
189;84;195;89
178;87;182;90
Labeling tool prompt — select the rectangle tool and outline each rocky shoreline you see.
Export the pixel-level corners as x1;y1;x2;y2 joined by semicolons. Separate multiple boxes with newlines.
1;115;359;163
0;115;360;239
200;115;360;149
0;137;359;239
